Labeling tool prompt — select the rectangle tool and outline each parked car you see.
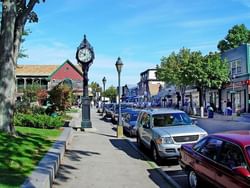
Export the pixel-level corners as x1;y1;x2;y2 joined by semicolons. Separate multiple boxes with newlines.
136;108;207;163
122;110;140;137
179;130;250;188
104;103;115;119
111;103;135;123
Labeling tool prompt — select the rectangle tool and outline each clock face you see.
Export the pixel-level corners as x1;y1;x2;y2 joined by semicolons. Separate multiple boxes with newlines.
77;48;93;63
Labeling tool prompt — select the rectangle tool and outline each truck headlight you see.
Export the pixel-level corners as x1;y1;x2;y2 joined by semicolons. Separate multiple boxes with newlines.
199;133;207;139
156;137;174;145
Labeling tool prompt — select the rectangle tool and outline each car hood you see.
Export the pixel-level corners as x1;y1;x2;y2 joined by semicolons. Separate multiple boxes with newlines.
153;125;207;137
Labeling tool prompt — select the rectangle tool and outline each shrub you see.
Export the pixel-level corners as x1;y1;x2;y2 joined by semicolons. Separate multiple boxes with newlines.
31;105;46;114
48;84;73;111
14;113;64;129
37;89;48;105
15;100;46;114
15;100;31;114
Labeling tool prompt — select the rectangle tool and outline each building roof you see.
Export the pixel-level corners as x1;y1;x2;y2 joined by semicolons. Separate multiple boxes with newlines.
16;62;82;77
140;68;156;76
49;60;82;80
16;65;59;76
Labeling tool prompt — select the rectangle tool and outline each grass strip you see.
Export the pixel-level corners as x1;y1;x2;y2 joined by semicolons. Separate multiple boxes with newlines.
0;126;62;188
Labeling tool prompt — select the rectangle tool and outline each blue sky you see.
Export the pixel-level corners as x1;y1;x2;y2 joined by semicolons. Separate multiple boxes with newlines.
18;0;250;88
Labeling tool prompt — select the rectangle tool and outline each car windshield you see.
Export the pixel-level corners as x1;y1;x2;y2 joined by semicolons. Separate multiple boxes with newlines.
153;113;192;127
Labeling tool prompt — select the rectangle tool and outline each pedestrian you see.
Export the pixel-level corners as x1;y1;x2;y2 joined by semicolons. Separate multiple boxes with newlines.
223;100;227;115
77;98;81;108
91;100;94;108
226;99;232;108
192;101;197;115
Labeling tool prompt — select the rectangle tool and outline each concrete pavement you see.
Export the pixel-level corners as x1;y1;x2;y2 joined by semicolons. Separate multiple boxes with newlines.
53;108;176;188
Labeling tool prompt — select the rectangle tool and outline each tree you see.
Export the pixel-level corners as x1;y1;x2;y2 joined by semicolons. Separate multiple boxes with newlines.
217;24;250;52
103;86;117;103
0;0;45;134
156;48;195;106
157;48;229;116
18;29;31;59
89;81;101;103
22;84;41;104
189;52;229;109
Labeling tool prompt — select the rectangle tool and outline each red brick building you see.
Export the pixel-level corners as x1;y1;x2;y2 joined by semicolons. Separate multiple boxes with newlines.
16;60;84;99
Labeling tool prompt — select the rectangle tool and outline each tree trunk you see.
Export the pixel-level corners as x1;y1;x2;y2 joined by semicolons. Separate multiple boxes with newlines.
199;87;206;117
179;85;186;109
0;1;16;134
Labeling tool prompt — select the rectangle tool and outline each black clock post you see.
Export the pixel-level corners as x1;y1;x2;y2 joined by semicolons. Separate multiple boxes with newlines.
76;35;95;129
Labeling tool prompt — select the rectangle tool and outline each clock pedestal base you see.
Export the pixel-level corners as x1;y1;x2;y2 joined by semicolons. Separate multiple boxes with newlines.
81;120;92;130
81;96;92;129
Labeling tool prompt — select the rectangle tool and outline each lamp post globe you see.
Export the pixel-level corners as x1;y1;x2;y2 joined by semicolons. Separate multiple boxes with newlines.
102;76;107;94
76;35;94;130
115;57;123;74
115;57;123;138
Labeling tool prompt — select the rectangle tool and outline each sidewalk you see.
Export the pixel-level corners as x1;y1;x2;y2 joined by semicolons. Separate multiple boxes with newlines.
193;112;250;122
53;108;176;188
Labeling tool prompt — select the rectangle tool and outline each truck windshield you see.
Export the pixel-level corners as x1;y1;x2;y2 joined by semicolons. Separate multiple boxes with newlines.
153;113;192;127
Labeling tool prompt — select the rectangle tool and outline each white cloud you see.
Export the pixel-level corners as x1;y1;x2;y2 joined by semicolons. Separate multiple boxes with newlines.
18;43;75;65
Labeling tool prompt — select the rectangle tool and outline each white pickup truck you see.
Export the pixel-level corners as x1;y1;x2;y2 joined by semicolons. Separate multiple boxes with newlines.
136;108;207;163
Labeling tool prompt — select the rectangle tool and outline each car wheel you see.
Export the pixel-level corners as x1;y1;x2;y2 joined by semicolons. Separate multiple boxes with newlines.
151;144;162;164
188;169;199;188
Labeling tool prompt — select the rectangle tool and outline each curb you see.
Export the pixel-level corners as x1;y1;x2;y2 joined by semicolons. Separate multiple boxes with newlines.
21;127;74;188
125;139;181;188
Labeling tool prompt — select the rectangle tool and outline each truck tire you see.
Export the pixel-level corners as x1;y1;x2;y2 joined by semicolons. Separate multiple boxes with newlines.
151;144;162;165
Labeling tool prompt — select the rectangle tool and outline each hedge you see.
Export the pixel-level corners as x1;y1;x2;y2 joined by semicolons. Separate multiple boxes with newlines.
14;113;64;129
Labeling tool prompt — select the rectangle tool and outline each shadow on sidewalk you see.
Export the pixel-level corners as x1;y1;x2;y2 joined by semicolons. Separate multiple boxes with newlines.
110;139;143;160
54;164;78;184
89;131;117;138
65;149;100;161
109;139;173;187
53;149;101;186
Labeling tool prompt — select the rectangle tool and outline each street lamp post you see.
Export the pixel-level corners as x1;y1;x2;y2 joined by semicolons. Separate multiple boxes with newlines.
115;57;123;138
102;76;107;114
76;35;95;130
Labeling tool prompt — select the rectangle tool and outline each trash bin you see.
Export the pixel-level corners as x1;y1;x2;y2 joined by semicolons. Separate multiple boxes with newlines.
208;107;214;118
227;107;232;116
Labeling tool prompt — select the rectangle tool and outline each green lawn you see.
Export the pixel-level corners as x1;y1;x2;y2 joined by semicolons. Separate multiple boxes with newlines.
0;126;62;188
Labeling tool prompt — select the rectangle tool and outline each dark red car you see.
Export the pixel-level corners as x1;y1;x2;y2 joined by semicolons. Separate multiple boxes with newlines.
179;130;250;188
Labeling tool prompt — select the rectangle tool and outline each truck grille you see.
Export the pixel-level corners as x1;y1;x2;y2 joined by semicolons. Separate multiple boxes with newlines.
173;135;199;143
